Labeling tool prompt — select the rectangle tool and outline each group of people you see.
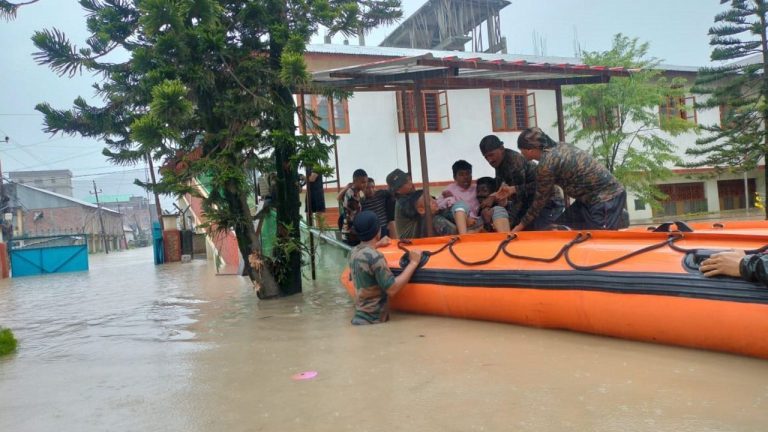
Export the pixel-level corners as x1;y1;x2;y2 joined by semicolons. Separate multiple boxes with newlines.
346;127;634;325
341;127;629;249
342;127;768;325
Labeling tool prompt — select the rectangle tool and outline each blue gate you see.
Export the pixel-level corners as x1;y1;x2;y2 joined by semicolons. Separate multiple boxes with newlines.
9;234;89;277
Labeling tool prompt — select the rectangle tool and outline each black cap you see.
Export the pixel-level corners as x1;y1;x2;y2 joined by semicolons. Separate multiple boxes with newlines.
479;135;504;154
386;168;409;192
353;211;380;242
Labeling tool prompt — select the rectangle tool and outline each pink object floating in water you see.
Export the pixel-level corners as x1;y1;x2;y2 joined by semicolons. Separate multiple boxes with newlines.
292;370;318;381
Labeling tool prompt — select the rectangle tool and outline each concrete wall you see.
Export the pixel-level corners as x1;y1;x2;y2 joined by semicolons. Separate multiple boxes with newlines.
320;87;762;223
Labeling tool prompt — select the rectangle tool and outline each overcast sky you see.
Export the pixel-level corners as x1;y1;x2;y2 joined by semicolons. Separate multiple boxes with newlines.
0;0;726;200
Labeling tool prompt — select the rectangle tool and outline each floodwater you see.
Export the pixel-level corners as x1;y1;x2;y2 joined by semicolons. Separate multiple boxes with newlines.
1;244;768;432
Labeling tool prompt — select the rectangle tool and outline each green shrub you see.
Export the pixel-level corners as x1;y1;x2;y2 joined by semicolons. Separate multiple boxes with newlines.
0;328;17;356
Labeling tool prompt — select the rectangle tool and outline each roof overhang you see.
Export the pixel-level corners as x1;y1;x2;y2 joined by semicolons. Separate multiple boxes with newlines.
311;53;637;92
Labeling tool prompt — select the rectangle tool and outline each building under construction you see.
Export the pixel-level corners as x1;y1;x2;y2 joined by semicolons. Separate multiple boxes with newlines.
379;0;510;53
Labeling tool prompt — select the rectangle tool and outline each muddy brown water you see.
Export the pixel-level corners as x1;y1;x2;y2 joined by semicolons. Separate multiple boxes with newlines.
1;245;767;432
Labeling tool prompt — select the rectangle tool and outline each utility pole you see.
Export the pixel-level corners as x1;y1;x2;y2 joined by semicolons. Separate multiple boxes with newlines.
0;136;8;208
90;180;109;254
117;203;127;250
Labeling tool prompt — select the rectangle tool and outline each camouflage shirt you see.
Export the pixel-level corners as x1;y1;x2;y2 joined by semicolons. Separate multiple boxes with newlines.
341;187;364;240
350;244;396;324
519;143;624;228
395;192;457;239
495;148;563;224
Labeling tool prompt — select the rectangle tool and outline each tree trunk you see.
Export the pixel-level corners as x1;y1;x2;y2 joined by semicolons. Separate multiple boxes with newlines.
760;7;768;220
268;0;303;296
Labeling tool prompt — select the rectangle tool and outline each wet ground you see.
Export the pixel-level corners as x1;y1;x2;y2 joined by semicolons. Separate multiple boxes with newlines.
1;244;768;431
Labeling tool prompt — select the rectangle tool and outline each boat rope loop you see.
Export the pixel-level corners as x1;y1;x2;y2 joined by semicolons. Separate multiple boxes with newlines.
667;238;768;256
502;232;590;263
397;232;689;271
447;234;517;266
564;233;683;271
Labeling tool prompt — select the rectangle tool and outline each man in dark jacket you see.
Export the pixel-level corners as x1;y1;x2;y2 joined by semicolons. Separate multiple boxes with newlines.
701;250;768;285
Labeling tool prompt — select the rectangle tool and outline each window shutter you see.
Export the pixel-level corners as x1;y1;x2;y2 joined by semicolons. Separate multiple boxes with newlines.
490;92;504;131
438;90;450;130
526;92;537;128
684;96;697;124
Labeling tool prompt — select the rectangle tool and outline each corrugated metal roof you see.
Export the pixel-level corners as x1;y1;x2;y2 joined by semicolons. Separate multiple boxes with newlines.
311;52;637;91
306;43;700;74
16;183;121;214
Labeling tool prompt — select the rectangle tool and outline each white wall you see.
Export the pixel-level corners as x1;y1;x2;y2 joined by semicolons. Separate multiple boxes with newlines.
324;87;763;222
336;89;561;186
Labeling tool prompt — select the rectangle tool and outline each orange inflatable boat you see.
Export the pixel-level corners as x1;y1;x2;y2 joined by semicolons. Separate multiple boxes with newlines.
341;220;768;359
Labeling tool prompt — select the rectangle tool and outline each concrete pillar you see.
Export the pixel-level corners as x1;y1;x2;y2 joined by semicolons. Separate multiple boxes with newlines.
704;178;720;214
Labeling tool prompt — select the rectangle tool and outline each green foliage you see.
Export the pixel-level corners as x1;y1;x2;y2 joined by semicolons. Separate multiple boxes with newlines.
0;327;17;356
31;0;402;295
688;0;768;218
0;0;40;21
689;1;768;168
562;34;695;208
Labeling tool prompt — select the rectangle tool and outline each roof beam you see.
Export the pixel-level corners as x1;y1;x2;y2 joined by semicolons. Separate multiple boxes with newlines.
328;67;458;86
416;58;633;77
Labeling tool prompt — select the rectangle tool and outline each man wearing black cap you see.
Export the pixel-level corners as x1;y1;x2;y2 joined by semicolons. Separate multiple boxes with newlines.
479;134;564;230
386;168;457;238
349;211;423;325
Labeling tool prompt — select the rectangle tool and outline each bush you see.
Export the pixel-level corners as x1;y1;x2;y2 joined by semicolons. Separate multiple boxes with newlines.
0;327;17;356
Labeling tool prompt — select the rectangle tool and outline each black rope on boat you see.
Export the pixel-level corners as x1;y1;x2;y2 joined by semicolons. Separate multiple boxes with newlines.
501;232;590;263
447;234;516;266
397;237;458;268
564;234;683;271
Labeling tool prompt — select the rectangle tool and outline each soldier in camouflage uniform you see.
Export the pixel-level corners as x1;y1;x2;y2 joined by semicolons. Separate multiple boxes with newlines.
349;211;423;325
479;135;564;229
702;249;768;286
386;168;457;239
395;189;457;239
513;127;627;232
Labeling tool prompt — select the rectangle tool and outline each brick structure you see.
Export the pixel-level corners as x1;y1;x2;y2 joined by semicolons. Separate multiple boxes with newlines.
7;183;124;253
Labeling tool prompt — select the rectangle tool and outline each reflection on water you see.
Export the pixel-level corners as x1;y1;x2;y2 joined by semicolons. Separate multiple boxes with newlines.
1;243;768;432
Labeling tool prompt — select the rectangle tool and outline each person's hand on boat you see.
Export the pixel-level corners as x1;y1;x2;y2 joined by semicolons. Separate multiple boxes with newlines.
700;250;745;278
408;249;423;267
511;223;525;233
375;236;391;248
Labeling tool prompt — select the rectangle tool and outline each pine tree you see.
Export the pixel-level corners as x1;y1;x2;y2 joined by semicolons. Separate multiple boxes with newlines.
688;0;768;219
563;34;696;208
31;0;401;296
0;0;40;20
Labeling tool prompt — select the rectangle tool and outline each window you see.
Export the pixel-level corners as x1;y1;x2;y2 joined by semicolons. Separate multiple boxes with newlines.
655;182;707;216
490;90;537;132
634;199;646;211
659;96;697;125
298;94;350;134
582;106;621;131
396;91;450;132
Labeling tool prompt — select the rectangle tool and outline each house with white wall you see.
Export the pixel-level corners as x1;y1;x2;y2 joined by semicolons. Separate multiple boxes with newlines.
302;43;763;224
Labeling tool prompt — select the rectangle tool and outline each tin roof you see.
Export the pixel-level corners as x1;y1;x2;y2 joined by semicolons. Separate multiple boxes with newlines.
306;43;700;74
311;52;637;92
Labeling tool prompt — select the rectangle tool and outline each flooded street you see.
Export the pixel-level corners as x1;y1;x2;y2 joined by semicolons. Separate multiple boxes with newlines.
2;245;768;431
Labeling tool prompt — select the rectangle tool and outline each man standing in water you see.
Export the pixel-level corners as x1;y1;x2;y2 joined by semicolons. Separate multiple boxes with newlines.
349;211;422;325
